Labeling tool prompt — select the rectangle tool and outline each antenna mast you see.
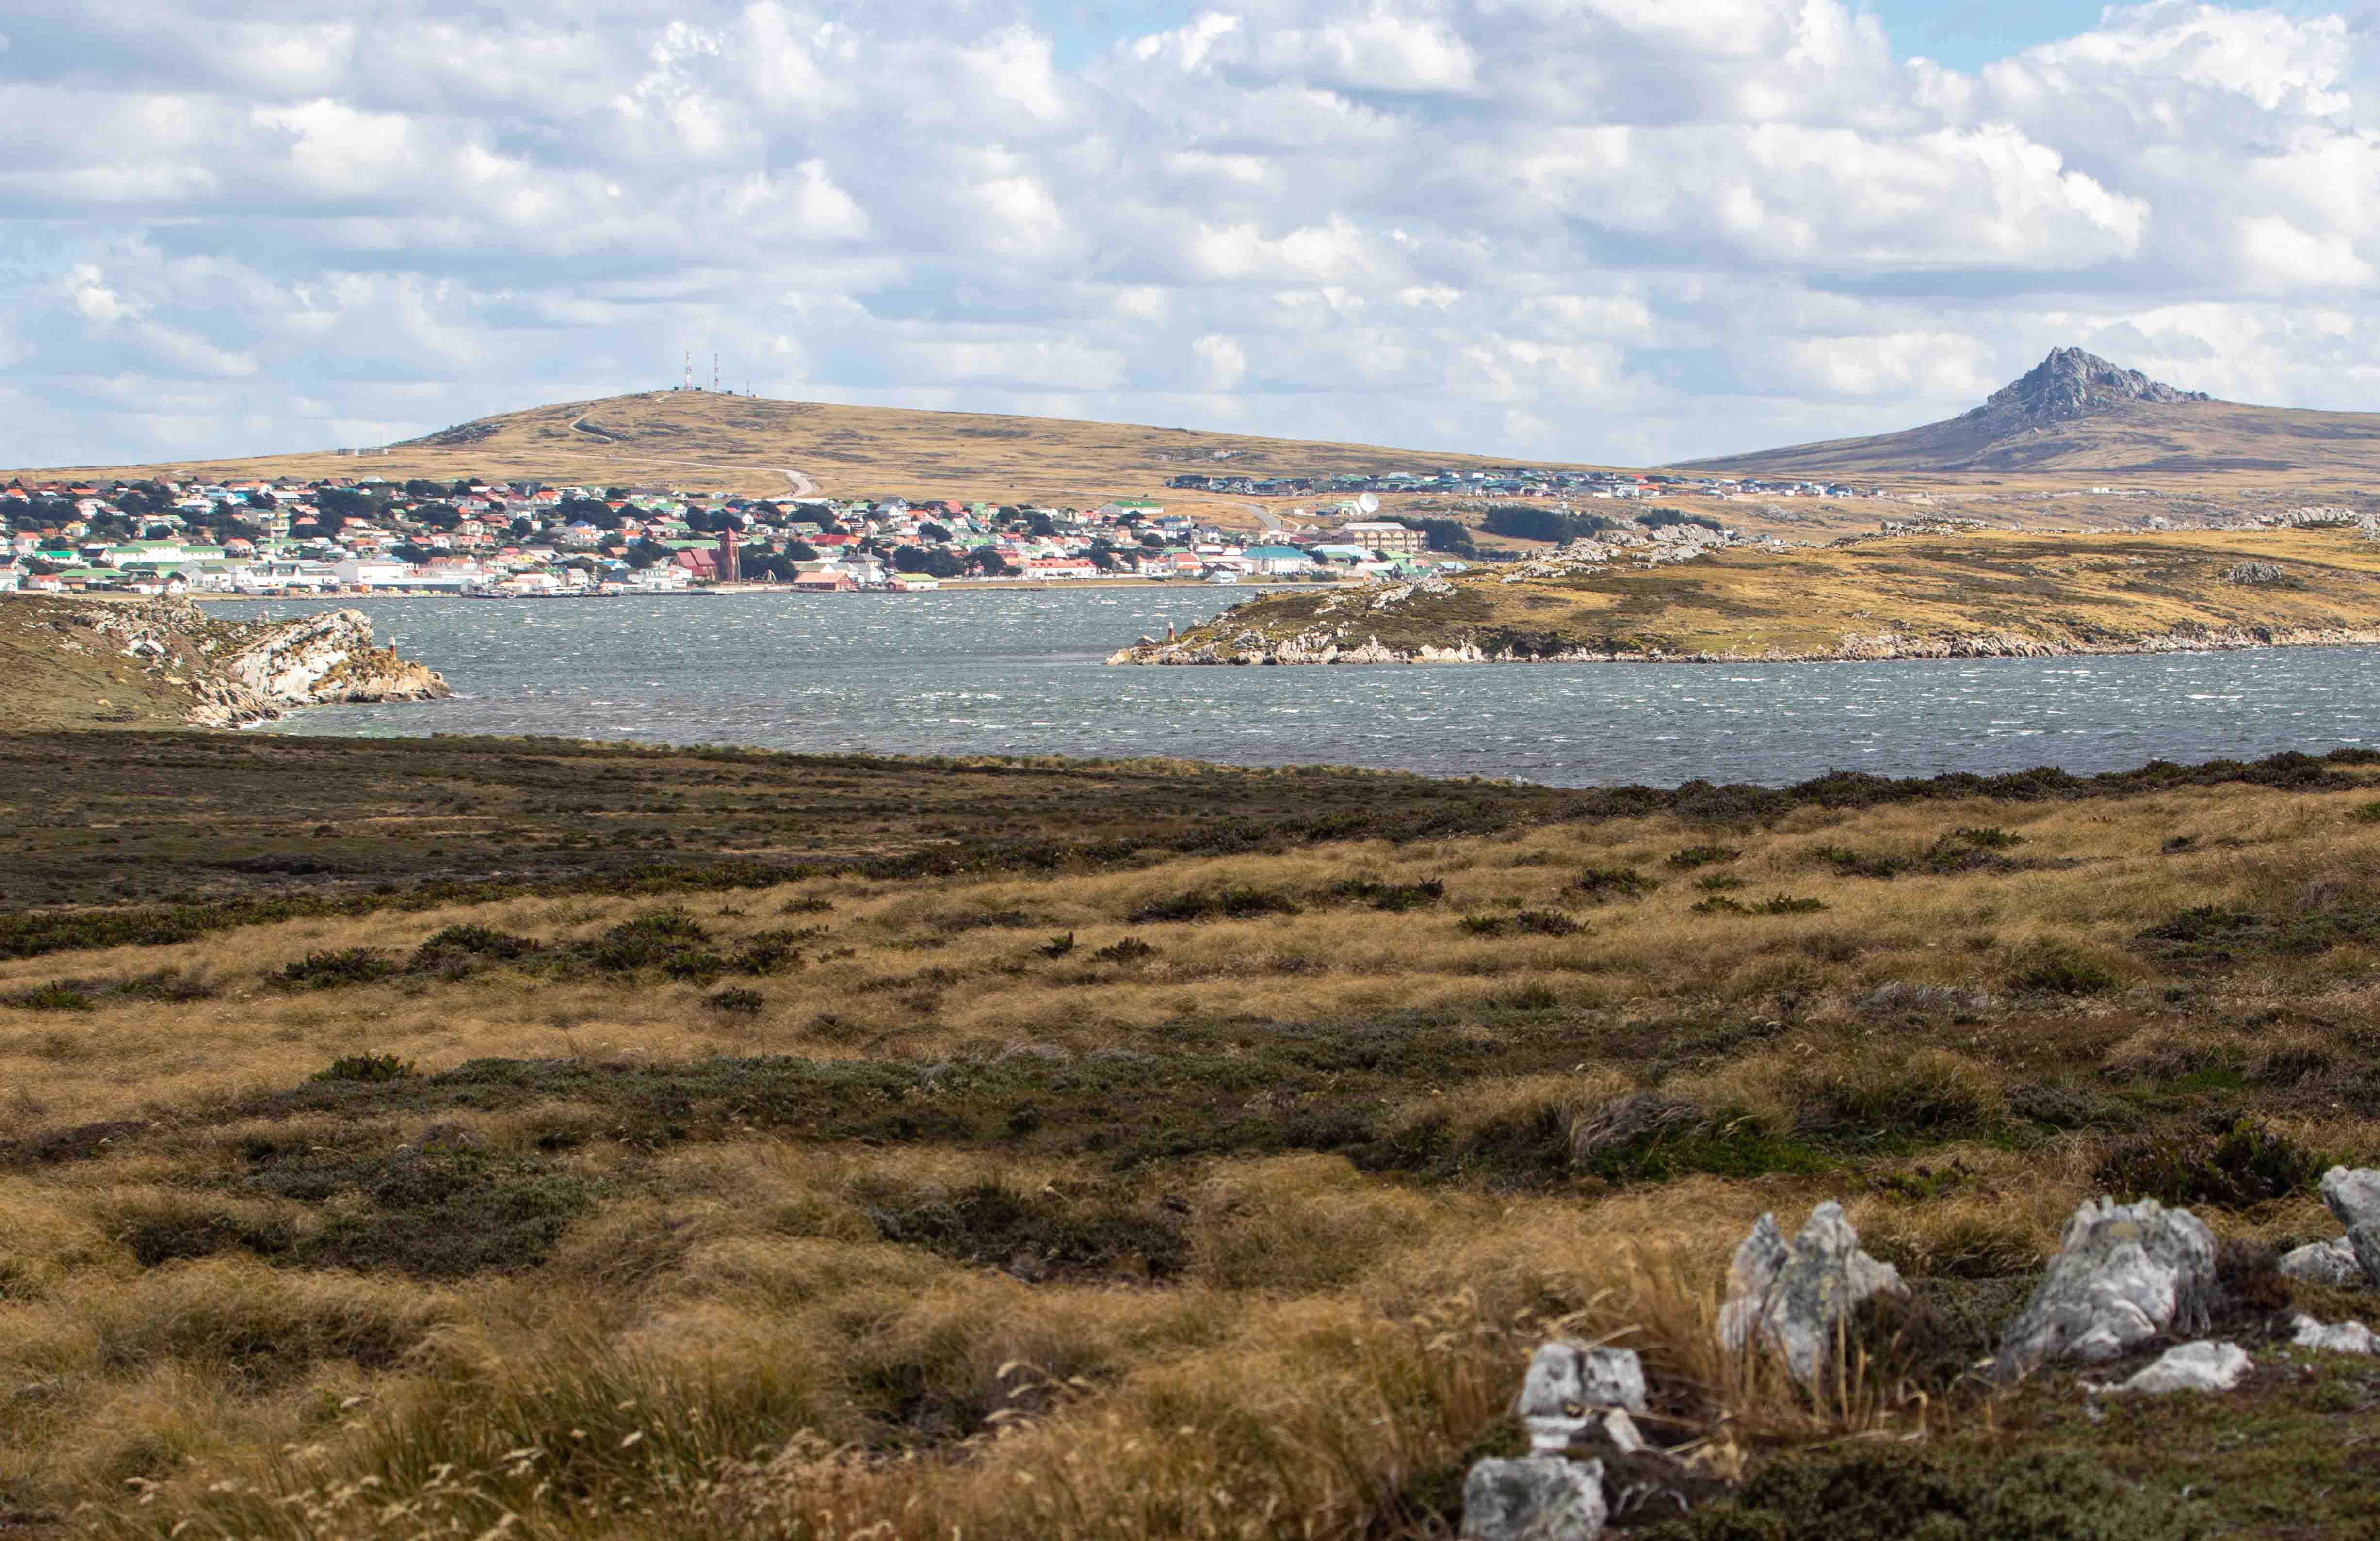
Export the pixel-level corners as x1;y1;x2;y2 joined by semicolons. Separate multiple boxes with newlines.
682;351;691;391
713;353;720;393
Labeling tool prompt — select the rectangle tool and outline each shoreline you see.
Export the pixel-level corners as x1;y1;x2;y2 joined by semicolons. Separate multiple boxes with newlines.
1108;624;2380;667
187;578;1334;602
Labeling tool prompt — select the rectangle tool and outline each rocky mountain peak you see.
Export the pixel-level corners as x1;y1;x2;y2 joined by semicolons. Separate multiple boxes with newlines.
1971;347;2210;426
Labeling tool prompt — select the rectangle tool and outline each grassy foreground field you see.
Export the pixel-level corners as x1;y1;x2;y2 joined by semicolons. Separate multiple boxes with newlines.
8;733;2380;1539
1126;526;2380;663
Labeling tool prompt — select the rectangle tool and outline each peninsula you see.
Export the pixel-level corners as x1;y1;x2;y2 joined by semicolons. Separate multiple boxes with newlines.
1107;524;2380;665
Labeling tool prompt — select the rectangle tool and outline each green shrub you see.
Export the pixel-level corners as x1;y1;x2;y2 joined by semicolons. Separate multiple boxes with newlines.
1695;872;1746;891
7;981;93;1011
705;987;765;1013
858;1177;1187;1278
1574;866;1658;901
2007;940;2125;995
1091;937;1158;963
1327;876;1445;911
1127;886;1303;923
274;948;400;990
728;929;808;975
779;894;835;913
1643;1446;2202;1541
315;1053;417;1083
409;925;544;979
583;908;712;971
1666;844;1743;869
1462;908;1585;938
1695;894;1828;915
2095;1117;2330;1208
1038;931;1076;958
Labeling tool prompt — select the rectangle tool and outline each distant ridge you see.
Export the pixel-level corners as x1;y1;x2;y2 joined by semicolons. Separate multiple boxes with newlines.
1675;348;2380;481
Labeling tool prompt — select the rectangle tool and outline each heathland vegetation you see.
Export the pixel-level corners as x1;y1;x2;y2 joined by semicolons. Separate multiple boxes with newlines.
6;732;2380;1536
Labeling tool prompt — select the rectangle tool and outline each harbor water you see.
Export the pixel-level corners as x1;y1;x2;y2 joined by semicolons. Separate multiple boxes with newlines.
218;590;2380;787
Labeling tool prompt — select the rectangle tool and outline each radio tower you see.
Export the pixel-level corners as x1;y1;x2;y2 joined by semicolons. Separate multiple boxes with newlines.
682;351;691;391
713;353;721;393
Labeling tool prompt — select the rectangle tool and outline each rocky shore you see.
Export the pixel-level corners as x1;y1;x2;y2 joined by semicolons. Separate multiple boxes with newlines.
4;595;449;728
1109;622;2380;667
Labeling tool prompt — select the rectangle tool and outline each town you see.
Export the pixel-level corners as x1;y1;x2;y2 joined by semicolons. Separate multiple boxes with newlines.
0;463;1815;598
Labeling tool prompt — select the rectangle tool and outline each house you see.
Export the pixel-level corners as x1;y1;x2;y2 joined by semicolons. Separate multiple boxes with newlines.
793;569;856;592
1021;557;1098;579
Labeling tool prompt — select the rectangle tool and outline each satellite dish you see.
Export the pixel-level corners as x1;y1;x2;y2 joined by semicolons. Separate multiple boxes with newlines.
1357;492;1380;514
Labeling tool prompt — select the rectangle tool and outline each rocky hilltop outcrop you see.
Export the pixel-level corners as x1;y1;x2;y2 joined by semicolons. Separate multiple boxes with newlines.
1969;346;2209;428
3;595;449;729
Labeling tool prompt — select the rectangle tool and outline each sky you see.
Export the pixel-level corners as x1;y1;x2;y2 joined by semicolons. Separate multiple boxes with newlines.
5;0;2379;471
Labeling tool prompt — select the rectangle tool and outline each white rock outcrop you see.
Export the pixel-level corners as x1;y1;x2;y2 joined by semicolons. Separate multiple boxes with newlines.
1460;1457;1606;1541
1517;1343;1647;1452
2106;1341;2252;1394
2279;1236;2365;1288
72;598;449;727
1996;1197;2216;1375
2321;1167;2380;1286
1718;1202;1905;1384
2291;1314;2377;1355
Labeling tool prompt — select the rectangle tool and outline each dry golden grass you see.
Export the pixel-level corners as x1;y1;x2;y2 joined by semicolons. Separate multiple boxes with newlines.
8;767;2380;1537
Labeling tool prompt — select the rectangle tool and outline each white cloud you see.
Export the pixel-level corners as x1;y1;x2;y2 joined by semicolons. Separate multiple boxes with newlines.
3;0;2380;469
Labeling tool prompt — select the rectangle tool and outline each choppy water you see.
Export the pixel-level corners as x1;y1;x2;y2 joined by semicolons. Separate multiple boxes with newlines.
215;590;2380;787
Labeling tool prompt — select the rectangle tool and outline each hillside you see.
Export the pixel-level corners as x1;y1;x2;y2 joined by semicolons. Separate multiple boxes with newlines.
0;389;1616;511
1111;526;2380;664
1677;347;2380;482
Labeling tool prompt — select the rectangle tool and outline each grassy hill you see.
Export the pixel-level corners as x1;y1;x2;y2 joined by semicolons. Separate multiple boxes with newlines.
0;389;1618;512
1681;398;2380;483
1118;527;2380;663
1678;348;2380;484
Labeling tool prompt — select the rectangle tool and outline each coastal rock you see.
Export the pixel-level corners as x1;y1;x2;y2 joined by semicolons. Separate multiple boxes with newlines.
2107;1341;2251;1394
1518;1343;1647;1451
2278;1237;2365;1288
1718;1202;1905;1383
58;597;448;728
1109;619;2380;669
2321;1167;2380;1285
2291;1314;2377;1355
1460;1456;1606;1541
1996;1198;2216;1375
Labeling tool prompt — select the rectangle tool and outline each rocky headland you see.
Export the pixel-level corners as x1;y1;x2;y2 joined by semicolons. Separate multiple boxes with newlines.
0;594;449;730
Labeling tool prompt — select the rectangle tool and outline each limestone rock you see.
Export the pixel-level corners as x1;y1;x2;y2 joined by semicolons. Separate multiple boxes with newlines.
1717;1202;1905;1383
1996;1197;2215;1375
2279;1236;2364;1288
1518;1344;1647;1451
2320;1167;2380;1285
2291;1314;2377;1355
1461;1456;1606;1541
2111;1340;2251;1394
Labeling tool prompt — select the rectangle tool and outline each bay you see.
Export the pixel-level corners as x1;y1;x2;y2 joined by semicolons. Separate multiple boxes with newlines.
215;590;2380;787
